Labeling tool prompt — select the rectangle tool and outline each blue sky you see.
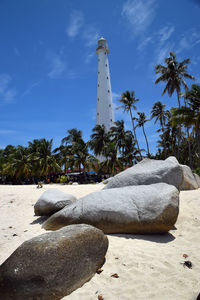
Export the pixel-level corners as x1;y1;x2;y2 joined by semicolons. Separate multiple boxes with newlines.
0;0;200;154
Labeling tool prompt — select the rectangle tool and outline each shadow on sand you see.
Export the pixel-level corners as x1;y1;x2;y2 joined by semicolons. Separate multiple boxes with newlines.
108;232;175;244
30;216;49;225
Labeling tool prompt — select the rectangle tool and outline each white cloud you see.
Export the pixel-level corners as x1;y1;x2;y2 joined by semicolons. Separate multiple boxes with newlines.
137;36;152;51
0;74;16;103
47;53;66;79
0;74;11;94
22;80;41;97
158;26;175;43
84;52;95;64
0;129;16;134
122;0;156;37
66;10;84;38
112;92;121;100
83;27;100;47
178;30;200;52
3;89;17;103
138;25;174;52
156;42;174;64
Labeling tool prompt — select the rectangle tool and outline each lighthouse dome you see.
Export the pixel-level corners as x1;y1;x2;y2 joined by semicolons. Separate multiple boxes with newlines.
98;37;107;47
96;37;109;54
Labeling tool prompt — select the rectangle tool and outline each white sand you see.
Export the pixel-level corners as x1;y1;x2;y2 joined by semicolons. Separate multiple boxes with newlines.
0;184;200;300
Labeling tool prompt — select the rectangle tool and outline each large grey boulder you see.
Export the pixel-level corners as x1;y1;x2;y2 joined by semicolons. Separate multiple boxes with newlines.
180;165;199;190
43;183;179;234
34;188;77;216
193;173;200;188
103;156;183;190
0;224;108;299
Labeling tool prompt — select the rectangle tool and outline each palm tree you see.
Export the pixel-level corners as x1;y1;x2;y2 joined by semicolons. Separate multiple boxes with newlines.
53;145;74;172
118;90;142;158
122;133;141;166
171;87;200;164
171;107;193;168
3;146;32;179
136;112;150;157
155;51;195;108
29;139;60;179
62;128;83;146
110;120;127;155
73;141;98;176
100;141;123;175
151;101;169;158
183;84;200;108
89;124;110;157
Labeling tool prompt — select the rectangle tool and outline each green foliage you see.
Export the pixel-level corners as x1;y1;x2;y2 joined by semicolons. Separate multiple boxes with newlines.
57;175;68;184
193;168;200;176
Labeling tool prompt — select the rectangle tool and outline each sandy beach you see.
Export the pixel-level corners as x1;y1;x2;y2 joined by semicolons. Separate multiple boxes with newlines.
0;184;200;300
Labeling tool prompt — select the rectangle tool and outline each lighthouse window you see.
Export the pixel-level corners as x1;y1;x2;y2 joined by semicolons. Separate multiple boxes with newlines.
110;119;112;122
107;76;109;79
105;52;106;55
105;64;107;67
98;84;100;87
109;104;111;107
108;90;110;93
98;59;100;62
98;98;99;101
97;113;99;115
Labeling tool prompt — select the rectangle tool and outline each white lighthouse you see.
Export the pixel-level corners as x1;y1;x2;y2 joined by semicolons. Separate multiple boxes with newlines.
96;37;114;132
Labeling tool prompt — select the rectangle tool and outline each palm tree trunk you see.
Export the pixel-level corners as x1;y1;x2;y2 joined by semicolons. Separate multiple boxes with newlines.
196;126;200;158
177;92;181;161
142;125;150;157
161;123;167;159
129;109;142;158
187;127;193;169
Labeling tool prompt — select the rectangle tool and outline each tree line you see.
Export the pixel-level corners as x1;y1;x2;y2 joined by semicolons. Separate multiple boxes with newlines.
0;51;199;183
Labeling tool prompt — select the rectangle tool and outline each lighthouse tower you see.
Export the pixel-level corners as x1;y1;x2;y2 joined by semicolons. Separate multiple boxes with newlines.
96;37;114;132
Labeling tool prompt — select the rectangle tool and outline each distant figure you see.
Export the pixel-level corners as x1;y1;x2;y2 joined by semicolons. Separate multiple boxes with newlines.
37;182;43;188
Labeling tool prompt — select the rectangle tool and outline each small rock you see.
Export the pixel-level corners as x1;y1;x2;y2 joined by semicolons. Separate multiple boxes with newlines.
111;273;119;278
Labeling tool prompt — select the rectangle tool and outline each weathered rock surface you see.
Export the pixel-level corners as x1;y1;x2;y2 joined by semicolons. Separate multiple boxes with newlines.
0;224;108;300
34;188;77;216
180;165;199;190
43;183;179;234
193;173;200;188
103;156;183;190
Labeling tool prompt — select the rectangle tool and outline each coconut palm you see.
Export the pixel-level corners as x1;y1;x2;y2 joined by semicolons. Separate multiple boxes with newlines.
155;51;194;160
89;124;110;156
118;90;142;157
3;146;32;179
151;101;169;158
30;139;60;179
155;52;195;108
100;141;123;175
110;120;127;155
62;128;83;146
136;112;150;157
122;133;141;166
53;145;74;172
183;84;200;108
171;105;200;161
73;141;98;176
